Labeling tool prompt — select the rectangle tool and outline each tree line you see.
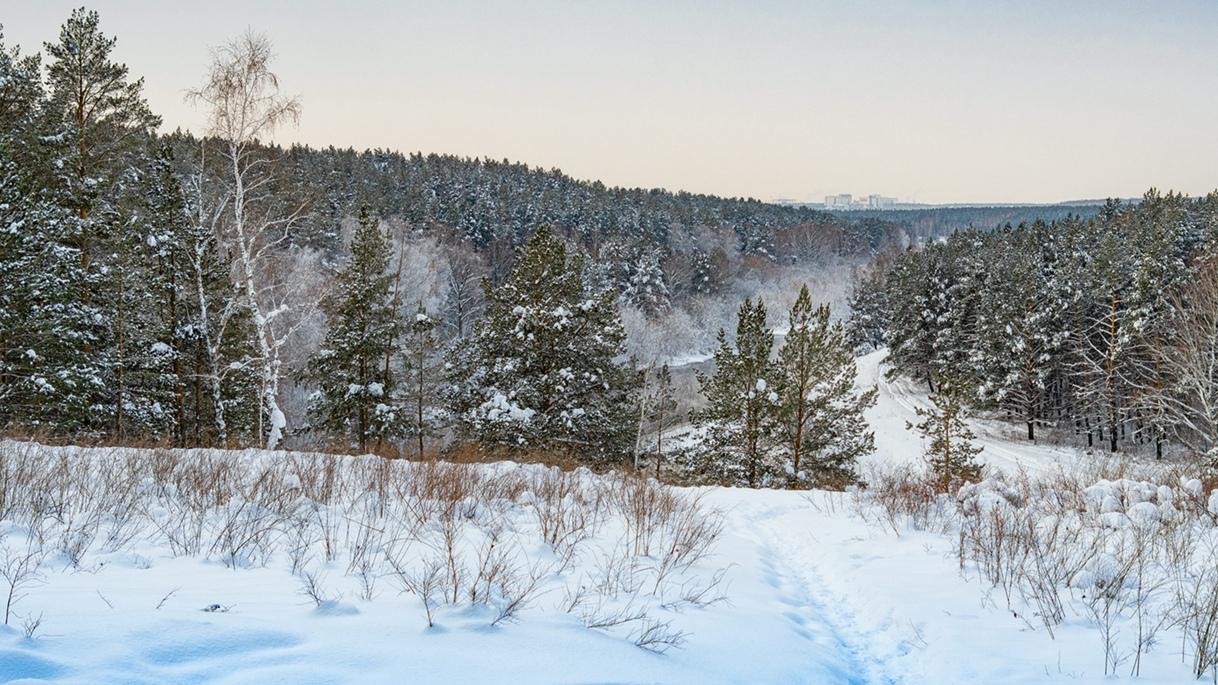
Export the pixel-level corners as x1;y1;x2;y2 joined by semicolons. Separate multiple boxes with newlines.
852;190;1218;464
0;11;875;489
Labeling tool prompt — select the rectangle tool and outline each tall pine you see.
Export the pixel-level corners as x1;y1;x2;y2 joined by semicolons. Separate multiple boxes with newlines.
777;286;876;488
693;298;780;487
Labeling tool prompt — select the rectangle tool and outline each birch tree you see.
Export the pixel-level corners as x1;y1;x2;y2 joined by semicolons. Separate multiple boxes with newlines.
188;32;304;449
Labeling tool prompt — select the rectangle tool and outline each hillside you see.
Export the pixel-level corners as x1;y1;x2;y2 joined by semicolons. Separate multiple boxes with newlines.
831;203;1105;241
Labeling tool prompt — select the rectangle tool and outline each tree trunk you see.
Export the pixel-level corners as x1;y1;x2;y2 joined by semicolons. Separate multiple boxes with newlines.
115;272;126;439
655;404;663;480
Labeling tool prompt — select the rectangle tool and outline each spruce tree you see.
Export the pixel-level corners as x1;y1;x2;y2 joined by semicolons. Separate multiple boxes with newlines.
777;286;876;488
0;30;50;426
693;298;780;487
307;207;401;451
623;250;671;316
846;261;891;352
447;225;635;463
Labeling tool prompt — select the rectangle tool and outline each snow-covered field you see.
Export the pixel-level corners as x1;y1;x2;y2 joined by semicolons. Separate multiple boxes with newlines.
0;353;1207;684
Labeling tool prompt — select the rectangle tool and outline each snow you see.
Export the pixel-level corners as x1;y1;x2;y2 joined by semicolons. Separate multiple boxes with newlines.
478;392;535;423
0;352;1203;684
856;349;1084;476
0;443;877;685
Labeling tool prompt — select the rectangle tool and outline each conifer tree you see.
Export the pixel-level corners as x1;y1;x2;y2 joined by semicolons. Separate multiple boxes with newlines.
623;250;671;316
693;298;780;487
777;286;876;488
908;376;983;491
307;207;401;451
447;225;635;462
42;8;160;432
0;30;52;426
846;260;891;352
973;223;1066;442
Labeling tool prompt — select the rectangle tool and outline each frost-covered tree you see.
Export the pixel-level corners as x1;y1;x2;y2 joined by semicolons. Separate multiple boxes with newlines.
447;225;635;463
622;249;670;316
1153;236;1218;463
188;31;305;449
845;259;891;352
647;363;677;478
777;286;876;488
908;376;983;491
403;306;443;459
441;240;485;339
693;298;781;487
306;207;400;451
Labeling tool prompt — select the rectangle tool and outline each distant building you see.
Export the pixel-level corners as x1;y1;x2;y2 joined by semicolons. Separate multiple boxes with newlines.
824;193;853;210
866;194;897;209
823;193;897;210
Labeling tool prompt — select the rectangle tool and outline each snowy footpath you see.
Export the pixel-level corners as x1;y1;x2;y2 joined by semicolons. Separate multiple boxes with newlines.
0;352;1198;684
6;483;1195;685
0;488;889;685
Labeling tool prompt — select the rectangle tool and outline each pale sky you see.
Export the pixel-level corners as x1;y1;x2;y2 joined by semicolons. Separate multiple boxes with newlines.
5;1;1218;204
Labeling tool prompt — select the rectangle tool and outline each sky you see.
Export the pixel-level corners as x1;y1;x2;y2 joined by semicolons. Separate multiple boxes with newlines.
5;1;1218;204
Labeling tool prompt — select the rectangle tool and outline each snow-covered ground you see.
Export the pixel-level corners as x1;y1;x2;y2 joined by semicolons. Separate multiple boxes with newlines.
857;349;1085;475
0;353;1203;684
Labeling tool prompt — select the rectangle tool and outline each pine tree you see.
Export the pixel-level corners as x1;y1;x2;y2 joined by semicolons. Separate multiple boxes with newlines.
307;207;401;451
846;260;891;352
777;286;876;488
693;298;780;487
447;225;636;463
908;376;983;491
973;223;1066;442
42;8;160;433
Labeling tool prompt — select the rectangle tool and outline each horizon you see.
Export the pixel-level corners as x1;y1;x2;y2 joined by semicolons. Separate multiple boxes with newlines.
6;1;1218;205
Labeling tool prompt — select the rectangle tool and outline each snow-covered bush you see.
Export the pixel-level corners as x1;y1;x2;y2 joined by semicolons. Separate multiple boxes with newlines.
0;440;726;652
856;463;1218;679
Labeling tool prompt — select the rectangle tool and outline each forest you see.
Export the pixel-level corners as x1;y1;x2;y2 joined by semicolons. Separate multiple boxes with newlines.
0;10;893;488
854;191;1218;465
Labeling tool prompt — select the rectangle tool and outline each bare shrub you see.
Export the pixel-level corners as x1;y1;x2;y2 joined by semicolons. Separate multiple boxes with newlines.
0;440;729;655
1;536;45;625
632;617;688;653
390;555;446;628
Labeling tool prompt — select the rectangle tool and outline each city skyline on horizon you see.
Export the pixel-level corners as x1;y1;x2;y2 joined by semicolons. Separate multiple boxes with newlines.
6;1;1218;205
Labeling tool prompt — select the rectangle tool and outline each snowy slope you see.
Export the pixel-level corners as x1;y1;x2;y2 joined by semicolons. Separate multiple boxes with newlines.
0;354;1199;685
856;350;1084;475
0;444;879;685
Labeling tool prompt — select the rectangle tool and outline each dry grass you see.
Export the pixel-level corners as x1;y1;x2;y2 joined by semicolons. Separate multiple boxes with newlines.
856;460;1218;679
0;439;725;652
